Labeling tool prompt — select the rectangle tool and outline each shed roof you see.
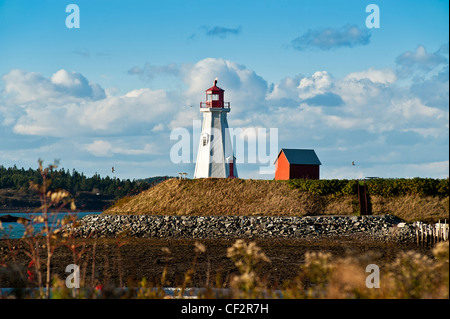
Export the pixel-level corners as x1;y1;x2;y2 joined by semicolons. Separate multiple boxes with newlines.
274;148;321;165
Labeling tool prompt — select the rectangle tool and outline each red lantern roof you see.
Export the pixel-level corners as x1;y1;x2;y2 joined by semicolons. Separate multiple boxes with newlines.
206;78;224;93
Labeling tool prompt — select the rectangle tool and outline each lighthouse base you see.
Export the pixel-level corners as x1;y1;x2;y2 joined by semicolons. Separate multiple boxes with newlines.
194;110;237;179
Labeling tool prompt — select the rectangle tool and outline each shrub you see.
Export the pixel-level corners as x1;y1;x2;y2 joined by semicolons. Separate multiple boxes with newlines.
286;178;449;197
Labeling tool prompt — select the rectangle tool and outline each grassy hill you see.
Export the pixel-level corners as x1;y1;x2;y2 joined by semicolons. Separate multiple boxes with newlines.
104;178;449;223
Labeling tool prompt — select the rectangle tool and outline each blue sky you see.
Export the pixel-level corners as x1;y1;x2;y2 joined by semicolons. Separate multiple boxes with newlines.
0;0;448;180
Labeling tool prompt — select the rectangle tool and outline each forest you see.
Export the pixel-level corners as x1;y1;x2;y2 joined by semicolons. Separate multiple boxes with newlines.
0;164;169;211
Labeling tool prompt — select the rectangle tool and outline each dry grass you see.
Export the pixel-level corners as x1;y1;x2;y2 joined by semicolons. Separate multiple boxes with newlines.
105;178;355;217
104;178;448;222
370;194;449;223
282;241;449;299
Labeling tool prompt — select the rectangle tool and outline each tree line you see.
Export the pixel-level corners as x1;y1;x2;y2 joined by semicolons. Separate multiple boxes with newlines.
0;164;168;199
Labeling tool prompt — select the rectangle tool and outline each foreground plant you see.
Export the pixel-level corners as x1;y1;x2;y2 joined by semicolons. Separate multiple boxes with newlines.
226;239;271;298
283;241;449;299
16;159;77;298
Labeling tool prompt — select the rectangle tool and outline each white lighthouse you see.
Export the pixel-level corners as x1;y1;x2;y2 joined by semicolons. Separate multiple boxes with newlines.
194;79;238;178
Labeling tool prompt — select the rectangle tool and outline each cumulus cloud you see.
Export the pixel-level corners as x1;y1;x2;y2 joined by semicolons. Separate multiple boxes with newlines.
409;66;449;108
266;75;304;106
293;71;343;107
264;62;447;141
78;88;174;132
2;69;106;104
297;71;333;99
395;45;448;77
291;25;371;51
333;71;447;136
302;92;344;107
0;69;175;137
344;68;397;84
1;59;270;137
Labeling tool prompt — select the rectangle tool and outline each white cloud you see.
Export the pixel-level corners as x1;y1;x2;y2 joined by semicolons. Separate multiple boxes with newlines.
396;45;448;77
152;123;165;132
264;63;447;136
85;140;114;157
344;68;397;84
84;140;158;157
0;69;176;137
266;75;303;104
2;69;106;104
78;88;174;132
297;71;333;99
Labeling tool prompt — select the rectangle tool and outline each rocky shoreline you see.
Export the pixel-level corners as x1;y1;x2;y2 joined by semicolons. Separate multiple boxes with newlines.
62;214;417;243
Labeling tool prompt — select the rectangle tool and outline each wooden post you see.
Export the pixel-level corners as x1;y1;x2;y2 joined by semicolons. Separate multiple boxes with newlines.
439;221;442;242
421;223;424;246
416;224;419;246
424;225;427;246
442;219;448;241
357;181;362;215
432;225;435;245
363;181;369;215
428;225;432;246
431;224;434;245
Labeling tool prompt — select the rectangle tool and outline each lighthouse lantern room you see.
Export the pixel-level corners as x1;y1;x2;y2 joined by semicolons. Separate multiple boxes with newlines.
194;78;237;178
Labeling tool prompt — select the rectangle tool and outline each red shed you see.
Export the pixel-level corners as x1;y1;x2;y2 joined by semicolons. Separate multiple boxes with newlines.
274;148;321;180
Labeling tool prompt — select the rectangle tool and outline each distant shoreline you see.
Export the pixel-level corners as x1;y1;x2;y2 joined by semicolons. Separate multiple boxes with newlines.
0;208;102;214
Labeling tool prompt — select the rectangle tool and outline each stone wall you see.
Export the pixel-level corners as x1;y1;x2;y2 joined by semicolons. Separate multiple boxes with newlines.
63;214;417;242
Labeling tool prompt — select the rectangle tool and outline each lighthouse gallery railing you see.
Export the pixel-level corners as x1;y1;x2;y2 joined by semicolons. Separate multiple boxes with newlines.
200;102;231;109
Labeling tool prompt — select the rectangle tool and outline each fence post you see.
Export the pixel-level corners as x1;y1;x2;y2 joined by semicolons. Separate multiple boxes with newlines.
416;224;419;246
425;225;428;246
437;221;441;242
430;225;432;246
421;223;424;246
443;219;448;240
432;225;435;245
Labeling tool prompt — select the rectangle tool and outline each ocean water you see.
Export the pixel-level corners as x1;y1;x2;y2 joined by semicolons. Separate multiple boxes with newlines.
0;212;102;239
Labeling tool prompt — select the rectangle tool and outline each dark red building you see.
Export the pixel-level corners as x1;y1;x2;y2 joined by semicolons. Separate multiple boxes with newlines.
274;148;321;180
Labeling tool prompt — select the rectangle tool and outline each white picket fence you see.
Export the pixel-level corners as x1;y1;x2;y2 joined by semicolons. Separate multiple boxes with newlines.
413;220;449;246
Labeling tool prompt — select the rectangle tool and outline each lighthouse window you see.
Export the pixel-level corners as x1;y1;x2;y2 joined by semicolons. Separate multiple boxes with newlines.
212;94;219;101
207;94;212;101
202;134;208;146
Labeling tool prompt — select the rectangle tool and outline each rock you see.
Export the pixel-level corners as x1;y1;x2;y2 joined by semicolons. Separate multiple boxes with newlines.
60;214;416;243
